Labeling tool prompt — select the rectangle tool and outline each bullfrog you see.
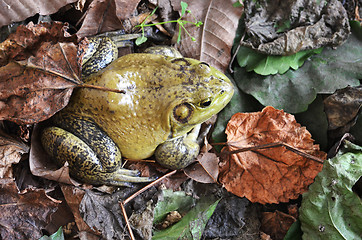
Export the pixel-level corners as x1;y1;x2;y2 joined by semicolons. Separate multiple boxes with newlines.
41;37;234;186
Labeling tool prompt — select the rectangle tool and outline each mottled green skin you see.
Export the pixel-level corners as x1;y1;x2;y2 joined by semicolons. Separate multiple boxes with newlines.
41;44;234;186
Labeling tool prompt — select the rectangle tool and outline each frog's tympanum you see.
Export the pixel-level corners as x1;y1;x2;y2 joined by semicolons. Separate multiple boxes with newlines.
41;38;234;186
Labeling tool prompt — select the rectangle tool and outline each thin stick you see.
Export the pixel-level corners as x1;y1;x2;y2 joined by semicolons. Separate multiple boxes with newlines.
120;201;135;240
226;142;324;164
123;170;177;205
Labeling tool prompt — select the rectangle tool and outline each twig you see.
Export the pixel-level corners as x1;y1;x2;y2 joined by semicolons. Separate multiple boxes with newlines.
120;201;135;240
225;142;324;164
123;170;177;205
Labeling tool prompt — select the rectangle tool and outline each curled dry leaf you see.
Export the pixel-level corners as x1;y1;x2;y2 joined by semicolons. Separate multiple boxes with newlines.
0;130;29;178
172;0;243;71
0;178;60;239
242;0;350;55
219;106;326;204
0;23;81;125
0;0;78;28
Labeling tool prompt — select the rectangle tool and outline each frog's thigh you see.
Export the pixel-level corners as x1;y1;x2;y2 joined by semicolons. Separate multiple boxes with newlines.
155;135;200;170
52;114;122;172
41;127;140;184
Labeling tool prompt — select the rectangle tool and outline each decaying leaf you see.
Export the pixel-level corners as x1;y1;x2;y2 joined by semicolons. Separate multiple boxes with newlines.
219;106;326;204
0;22;81;125
0;130;29;178
241;0;350;55
172;0;243;71
0;0;78;28
0;179;60;239
324;86;362;130
261;211;296;240
60;185;98;236
77;0;125;38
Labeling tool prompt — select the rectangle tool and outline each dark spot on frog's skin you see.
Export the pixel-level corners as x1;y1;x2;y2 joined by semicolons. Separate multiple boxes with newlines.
109;110;115;114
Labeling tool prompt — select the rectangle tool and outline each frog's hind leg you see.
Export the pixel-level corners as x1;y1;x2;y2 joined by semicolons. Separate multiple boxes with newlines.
41;117;154;186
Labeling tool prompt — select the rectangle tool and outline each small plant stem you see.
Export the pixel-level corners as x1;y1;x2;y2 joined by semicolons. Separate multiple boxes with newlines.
120;202;135;240
122;170;177;205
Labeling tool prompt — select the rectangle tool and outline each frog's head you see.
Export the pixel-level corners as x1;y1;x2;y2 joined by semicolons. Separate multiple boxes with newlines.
166;58;234;138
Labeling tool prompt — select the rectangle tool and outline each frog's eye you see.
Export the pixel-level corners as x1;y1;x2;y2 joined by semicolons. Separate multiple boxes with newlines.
197;62;211;74
173;103;193;123
199;62;210;68
199;99;212;108
171;58;191;66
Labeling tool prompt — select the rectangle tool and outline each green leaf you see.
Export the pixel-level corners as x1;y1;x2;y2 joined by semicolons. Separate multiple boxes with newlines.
234;32;361;113
135;36;148;45
295;95;328;150
236;46;323;75
153;190;195;224
39;227;64;240
153;195;220;240
180;1;188;16
284;220;302;240
299;141;362;240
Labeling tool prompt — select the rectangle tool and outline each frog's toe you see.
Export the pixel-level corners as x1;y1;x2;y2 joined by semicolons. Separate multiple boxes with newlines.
112;173;156;184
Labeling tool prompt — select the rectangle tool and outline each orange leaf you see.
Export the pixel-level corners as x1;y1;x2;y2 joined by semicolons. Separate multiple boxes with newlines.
219;106;326;204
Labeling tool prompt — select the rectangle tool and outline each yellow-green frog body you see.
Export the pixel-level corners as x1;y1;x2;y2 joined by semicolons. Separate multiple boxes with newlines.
41;47;234;186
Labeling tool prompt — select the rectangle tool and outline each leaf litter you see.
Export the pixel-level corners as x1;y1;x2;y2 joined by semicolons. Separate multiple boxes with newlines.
0;1;360;239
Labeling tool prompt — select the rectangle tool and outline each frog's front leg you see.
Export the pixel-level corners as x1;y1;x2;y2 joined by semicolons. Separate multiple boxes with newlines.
155;124;202;170
41;114;153;186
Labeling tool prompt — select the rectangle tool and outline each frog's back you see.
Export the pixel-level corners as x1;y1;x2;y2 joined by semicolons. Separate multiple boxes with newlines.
66;53;233;159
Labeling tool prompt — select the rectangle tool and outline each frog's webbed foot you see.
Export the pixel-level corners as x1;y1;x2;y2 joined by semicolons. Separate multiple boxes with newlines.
155;124;202;170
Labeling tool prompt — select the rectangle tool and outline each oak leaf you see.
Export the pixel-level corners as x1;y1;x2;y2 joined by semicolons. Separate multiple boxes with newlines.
219;106;326;204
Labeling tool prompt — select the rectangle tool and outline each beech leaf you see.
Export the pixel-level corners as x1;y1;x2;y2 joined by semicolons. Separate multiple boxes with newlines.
219;106;326;204
172;0;243;71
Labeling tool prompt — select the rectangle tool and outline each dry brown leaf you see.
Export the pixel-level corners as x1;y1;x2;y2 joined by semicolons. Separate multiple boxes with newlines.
261;210;296;240
172;0;243;71
324;85;362;130
0;130;29;178
115;0;142;20
60;185;101;236
0;0;78;28
184;152;219;183
0;22;77;66
0;178;60;239
0;23;81;125
77;0;124;38
219;106;326;204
